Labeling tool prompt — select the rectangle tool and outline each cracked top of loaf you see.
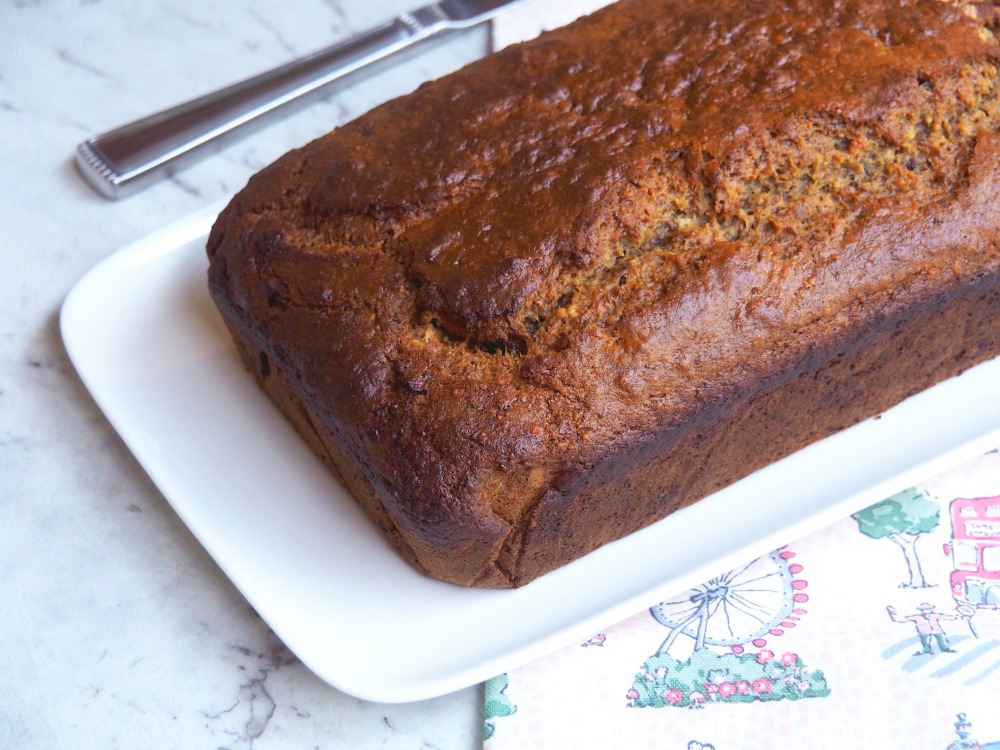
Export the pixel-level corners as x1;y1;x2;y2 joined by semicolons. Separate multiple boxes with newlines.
207;0;1000;586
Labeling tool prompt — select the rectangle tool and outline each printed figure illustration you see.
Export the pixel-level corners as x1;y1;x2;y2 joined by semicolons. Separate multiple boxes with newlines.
945;712;1000;750
943;495;1000;613
852;487;940;588
687;742;716;750
582;633;607;647
887;602;959;655
628;549;829;708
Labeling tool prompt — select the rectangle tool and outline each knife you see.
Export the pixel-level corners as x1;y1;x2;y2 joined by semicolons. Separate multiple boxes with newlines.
75;0;529;200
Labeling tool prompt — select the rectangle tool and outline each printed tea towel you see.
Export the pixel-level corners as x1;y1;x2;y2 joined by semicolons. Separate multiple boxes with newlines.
483;449;1000;749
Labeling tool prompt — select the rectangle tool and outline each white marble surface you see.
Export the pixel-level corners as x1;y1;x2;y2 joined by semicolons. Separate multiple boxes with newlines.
1;1;504;747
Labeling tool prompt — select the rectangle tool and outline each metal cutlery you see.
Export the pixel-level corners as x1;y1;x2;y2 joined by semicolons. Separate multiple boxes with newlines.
75;0;527;200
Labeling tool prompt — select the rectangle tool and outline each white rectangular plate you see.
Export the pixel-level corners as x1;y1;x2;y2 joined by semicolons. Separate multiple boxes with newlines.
61;204;1000;702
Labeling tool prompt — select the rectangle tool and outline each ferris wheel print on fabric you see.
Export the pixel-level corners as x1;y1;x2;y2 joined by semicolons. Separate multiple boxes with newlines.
650;548;809;659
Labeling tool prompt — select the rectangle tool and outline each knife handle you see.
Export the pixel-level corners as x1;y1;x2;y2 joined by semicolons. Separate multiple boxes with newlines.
75;9;454;200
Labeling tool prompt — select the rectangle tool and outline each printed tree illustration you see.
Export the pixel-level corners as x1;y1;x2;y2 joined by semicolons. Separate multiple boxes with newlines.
852;487;940;589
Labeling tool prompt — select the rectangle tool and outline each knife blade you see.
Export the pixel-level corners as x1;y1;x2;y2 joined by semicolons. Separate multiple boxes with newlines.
75;0;530;200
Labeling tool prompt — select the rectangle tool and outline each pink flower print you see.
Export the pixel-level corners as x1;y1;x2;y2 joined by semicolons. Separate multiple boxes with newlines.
756;649;774;664
735;680;750;694
718;682;737;698
704;682;719;696
752;678;772;694
780;652;799;666
665;688;684;705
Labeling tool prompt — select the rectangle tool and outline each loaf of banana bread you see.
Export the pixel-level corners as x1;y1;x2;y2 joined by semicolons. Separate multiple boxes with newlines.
207;0;1000;587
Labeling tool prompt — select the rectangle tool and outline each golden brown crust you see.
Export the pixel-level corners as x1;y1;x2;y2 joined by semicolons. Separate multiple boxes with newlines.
208;0;1000;587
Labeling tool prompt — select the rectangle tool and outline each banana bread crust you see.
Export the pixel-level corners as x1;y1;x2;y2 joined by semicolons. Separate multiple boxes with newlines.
207;0;1000;587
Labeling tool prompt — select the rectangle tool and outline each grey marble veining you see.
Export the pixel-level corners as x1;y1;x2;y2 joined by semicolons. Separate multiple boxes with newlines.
0;1;495;747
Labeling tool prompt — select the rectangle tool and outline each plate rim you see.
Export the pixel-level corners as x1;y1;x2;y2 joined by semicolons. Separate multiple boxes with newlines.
60;207;1000;702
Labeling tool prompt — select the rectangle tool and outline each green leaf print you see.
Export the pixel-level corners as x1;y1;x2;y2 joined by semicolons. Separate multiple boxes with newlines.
484;673;517;741
627;649;830;708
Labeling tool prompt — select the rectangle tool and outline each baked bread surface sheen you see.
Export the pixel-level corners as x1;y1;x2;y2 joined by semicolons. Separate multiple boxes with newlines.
208;0;1000;587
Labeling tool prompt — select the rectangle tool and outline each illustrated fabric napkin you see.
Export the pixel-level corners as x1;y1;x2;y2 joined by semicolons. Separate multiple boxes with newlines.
483;449;1000;749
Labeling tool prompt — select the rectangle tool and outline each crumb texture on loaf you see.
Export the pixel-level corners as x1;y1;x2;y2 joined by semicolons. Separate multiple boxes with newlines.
207;0;1000;587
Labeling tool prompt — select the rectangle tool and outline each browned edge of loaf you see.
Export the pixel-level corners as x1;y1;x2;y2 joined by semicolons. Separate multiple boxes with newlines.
223;328;447;579
511;275;1000;582
212;269;1000;587
224;330;432;575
